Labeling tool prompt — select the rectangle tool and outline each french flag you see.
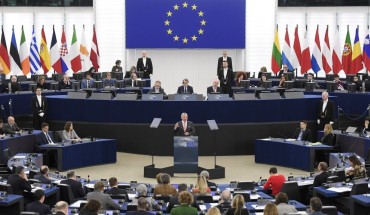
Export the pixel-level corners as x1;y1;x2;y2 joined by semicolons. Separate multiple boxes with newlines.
282;26;294;71
311;26;322;73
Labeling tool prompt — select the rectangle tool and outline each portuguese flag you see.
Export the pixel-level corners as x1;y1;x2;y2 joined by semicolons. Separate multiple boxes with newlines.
342;27;352;74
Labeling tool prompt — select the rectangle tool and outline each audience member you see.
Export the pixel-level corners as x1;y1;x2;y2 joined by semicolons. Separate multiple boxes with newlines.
218;61;234;96
170;191;198;215
25;189;52;215
278;64;293;78
39;122;55;145
217;50;233;72
292;120;312;142
32;87;48;129
37;76;48;90
7;166;31;195
111;60;123;73
320;124;334;146
258;74;268;87
317;91;334;130
257;66;268;78
149;80;166;94
235;72;247;87
166;183;200;213
206;207;221;215
153;173;177;196
0;119;4;136
313;162;329;187
34;165;52;184
103;72;116;88
105;177;129;201
3;116;22;134
3;75;20;93
177;78;194;94
136;50;153;78
192;175;211;194
87;181;120;210
59;74;72;89
309;197;325;215
225;194;249;215
216;190;232;214
307;73;315;83
62;121;81;142
263;202;278;215
174;112;195;136
263;167;286;196
126;197;153;215
357;117;370;135
127;73;139;87
352;76;362;91
54;201;69;215
345;154;366;181
200;170;216;187
278;75;286;88
155;173;162;185
79;199;101;215
275;192;297;215
81;73;95;88
334;74;345;90
125;66;137;78
60;170;85;199
132;184;160;211
207;80;222;94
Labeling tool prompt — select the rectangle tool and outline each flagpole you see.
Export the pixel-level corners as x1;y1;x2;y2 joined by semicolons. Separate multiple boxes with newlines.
295;24;298;78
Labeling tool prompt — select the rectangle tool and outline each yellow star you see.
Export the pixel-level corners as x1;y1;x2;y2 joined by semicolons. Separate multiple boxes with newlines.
183;38;188;43
183;2;188;8
173;35;179;41
164;20;170;26
198;11;204;17
191;35;197;41
167;11;173;17
167;29;173;35
201;20;206;26
191;4;197;10
198;29;204;35
173;4;179;10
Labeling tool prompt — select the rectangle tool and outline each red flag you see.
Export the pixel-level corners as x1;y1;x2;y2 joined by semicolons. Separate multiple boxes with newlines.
332;26;342;74
301;28;311;74
90;25;100;71
292;25;302;68
322;26;332;73
0;26;11;74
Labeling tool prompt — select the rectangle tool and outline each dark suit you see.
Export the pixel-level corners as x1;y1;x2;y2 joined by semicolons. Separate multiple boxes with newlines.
217;56;233;72
278;70;294;79
149;87;166;95
207;86;222;94
38;131;56;145
357;126;370;135
218;68;234;96
320;133;334;146
318;100;335;130
60;178;85;199
34;174;52;184
174;121;195;136
37;82;48;90
32;95;48;130
2;82;21;93
7;174;31;195
3;123;21;134
126;211;153;215
111;65;122;73
81;79;95;89
58;80;72;89
216;202;232;214
292;128;312;142
105;187;129;201
313;171;330;187
26;201;52;215
166;196;200;213
126;79;139;87
353;81;362;91
177;85;194;94
136;57;153;78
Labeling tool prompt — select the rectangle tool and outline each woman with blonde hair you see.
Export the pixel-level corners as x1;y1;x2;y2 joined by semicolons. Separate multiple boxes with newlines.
263;202;278;215
226;194;249;215
206;207;221;215
320;124;334;146
192;175;211;194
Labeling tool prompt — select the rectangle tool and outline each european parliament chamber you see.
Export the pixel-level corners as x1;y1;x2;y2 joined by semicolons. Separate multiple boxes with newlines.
1;0;370;215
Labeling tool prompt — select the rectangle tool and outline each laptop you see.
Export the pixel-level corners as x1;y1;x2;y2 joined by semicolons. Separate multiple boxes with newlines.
345;126;357;134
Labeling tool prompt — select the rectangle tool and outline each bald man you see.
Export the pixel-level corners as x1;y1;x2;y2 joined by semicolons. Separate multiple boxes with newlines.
3;116;21;134
207;80;222;94
136;51;153;78
216;190;232;213
317;91;335;130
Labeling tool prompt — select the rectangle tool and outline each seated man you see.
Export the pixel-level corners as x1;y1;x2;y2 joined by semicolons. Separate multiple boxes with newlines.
60;170;85;199
34;165;52;184
275;192;297;215
153;173;177;196
149;80;166;94
216;190;232;214
87;181;120;210
59;74;72;89
263;167;286;196
2;75;21;93
39;122;55;145
278;64;294;79
103;72;116;88
105;177;129;201
81;73;95;89
309;197;325;215
177;78;194;94
54;201;69;215
7;166;31;195
207;80;222;94
292;120;312;142
3;116;22;135
127;73;139;87
26;189;52;215
313;162;329;187
126;197;153;215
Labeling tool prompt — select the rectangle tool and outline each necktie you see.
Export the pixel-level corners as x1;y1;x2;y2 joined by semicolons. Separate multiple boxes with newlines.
87;80;89;88
214;87;217;93
183;121;187;132
46;133;53;144
184;86;187;93
297;130;303;141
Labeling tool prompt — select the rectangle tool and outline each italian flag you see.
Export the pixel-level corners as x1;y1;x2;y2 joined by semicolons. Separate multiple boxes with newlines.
70;25;81;73
19;25;30;75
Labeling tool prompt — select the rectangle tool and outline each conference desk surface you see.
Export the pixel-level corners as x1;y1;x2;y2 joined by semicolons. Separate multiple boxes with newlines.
335;133;370;158
0;194;24;215
350;194;370;215
255;138;334;171
38;139;117;171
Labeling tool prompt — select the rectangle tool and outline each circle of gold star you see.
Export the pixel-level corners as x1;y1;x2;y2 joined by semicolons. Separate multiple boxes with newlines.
164;2;207;44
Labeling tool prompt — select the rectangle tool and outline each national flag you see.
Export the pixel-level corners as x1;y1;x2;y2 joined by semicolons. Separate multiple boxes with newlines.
363;28;370;71
322;25;332;73
90;25;100;70
332;26;342;74
292;25;302;69
59;26;69;74
0;26;11;74
70;25;81;73
29;26;41;74
10;27;22;75
282;26;294;71
19;25;30;75
50;25;61;73
80;25;90;72
271;26;282;74
342;27;352;74
40;26;51;73
301;28;311;74
311;26;322;73
351;26;363;74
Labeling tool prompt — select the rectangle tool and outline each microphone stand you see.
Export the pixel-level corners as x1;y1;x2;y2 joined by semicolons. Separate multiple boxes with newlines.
337;106;341;130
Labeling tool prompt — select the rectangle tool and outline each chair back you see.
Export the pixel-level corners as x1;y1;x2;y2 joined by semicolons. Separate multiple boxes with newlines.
321;206;338;215
195;194;213;203
236;181;255;190
280;181;301;202
110;194;128;202
154;195;171;203
350;183;368;195
57;184;75;204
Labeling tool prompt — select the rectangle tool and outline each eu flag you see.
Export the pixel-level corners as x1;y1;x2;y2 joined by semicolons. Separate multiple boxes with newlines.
126;0;246;48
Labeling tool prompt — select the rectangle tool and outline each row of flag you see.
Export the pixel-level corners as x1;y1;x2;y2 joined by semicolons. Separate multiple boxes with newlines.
0;25;100;75
271;25;370;75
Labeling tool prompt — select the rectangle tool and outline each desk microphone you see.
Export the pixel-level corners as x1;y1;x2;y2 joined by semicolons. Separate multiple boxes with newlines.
256;176;262;185
87;175;90;183
289;173;308;178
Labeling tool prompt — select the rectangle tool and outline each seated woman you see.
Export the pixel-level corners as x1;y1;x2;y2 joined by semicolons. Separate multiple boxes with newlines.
345;154;366;181
320;124;334;146
37;76;48;90
258;74;267;87
357;117;370;135
263;202;278;215
62;121;81;142
79;199;100;215
278;75;286;88
132;184;160;211
192;175;211;194
226;194;249;215
125;66;137;78
111;60;122;73
170;191;198;215
257;66;268;78
235;72;247;87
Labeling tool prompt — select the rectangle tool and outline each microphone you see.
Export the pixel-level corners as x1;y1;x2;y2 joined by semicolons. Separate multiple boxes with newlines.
289;172;308;180
87;175;90;183
256;176;262;185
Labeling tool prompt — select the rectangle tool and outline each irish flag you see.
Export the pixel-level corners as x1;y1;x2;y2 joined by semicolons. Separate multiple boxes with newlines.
19;25;30;75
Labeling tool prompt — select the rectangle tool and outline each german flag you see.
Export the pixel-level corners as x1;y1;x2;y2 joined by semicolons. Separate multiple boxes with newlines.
0;26;10;74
